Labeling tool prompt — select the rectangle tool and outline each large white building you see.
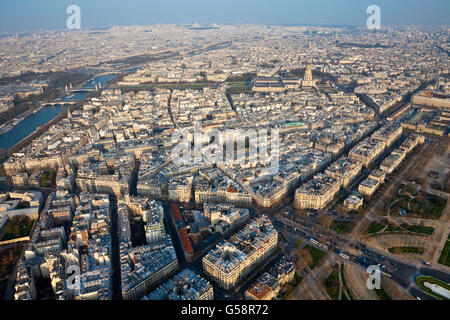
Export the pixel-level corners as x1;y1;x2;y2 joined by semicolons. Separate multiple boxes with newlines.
202;215;278;289
294;173;341;210
325;157;362;188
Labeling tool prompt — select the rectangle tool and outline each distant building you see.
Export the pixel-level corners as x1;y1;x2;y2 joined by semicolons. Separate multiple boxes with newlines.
252;77;285;93
412;91;450;109
302;65;316;88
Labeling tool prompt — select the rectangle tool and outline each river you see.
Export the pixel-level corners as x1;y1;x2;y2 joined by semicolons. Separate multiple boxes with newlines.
60;74;116;101
0;106;65;150
0;73;116;150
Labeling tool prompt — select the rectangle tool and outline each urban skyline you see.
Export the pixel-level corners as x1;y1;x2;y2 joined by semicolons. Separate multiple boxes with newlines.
0;1;448;310
0;0;450;33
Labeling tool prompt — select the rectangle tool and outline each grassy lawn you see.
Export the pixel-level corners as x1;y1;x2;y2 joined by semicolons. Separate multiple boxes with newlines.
0;245;22;277
304;244;326;269
293;272;303;286
0;244;23;299
330;220;352;234
324;266;340;300
40;169;56;188
438;241;450;267
374;286;391;300
401;183;419;196
0;279;8;300
388;246;424;254
385;224;435;235
402;225;434;235
295;239;304;248
226;81;250;94
1;216;35;241
367;219;434;236
340;264;353;300
150;83;212;90
415;275;450;300
226;81;247;86
118;85;152;91
391;191;447;220
324;264;354;300
409;193;446;219
366;221;385;234
389;197;409;213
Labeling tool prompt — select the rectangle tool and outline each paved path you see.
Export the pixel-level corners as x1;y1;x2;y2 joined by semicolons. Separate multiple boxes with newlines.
287;253;336;300
425;198;450;267
338;263;343;300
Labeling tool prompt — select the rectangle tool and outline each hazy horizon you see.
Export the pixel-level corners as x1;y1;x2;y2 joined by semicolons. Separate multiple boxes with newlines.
0;0;449;34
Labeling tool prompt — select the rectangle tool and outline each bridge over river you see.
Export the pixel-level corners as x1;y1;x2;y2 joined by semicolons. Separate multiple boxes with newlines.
41;101;78;106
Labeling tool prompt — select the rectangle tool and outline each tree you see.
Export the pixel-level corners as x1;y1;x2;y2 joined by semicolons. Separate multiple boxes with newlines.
0;147;7;159
390;220;400;229
318;215;333;229
298;248;313;268
336;205;349;218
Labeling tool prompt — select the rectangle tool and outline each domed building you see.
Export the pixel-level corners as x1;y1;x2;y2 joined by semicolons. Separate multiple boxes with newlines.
302;64;316;88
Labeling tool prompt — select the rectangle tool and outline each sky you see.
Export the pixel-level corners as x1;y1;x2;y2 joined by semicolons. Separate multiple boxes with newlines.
0;0;449;33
